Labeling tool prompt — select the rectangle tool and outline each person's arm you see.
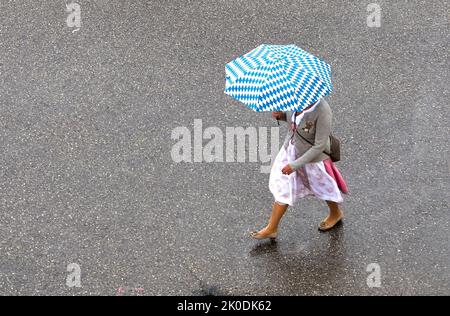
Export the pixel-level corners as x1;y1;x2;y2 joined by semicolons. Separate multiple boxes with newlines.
289;109;332;171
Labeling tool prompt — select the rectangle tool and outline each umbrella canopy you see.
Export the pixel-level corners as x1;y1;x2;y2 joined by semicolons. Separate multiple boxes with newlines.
225;44;332;112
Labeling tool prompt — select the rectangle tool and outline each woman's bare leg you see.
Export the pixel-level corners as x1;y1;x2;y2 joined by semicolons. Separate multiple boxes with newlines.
254;202;289;237
320;201;344;230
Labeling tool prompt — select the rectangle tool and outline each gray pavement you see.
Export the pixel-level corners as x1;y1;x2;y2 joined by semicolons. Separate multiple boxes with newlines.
0;0;449;295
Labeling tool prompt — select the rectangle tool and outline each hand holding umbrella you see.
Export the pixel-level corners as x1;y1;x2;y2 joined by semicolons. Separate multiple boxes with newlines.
272;111;284;125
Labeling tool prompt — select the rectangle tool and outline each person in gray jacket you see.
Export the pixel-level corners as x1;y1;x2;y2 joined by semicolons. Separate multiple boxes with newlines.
251;99;348;239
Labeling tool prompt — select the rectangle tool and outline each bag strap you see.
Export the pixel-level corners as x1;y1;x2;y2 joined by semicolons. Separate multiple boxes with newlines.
295;129;332;157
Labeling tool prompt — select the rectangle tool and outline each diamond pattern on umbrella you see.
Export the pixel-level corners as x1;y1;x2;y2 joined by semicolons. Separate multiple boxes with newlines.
225;44;332;112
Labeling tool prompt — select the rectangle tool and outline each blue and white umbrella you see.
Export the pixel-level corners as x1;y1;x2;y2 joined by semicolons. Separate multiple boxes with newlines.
225;44;332;112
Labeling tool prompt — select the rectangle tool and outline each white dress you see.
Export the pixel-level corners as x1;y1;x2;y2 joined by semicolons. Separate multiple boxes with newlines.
269;104;344;206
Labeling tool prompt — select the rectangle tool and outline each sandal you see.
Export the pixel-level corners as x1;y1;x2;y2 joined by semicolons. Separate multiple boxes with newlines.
250;231;278;240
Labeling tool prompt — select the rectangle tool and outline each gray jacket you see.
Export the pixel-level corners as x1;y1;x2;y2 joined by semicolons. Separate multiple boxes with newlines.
279;99;332;171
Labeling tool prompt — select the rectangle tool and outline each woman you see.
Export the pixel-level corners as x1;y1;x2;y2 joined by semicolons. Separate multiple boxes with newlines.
251;98;348;239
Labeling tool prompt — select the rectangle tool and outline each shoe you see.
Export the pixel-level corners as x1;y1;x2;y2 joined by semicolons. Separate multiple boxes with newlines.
250;230;278;240
318;216;343;232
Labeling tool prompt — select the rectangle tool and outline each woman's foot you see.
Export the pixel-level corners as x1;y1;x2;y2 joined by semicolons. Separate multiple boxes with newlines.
319;209;344;232
250;227;278;240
